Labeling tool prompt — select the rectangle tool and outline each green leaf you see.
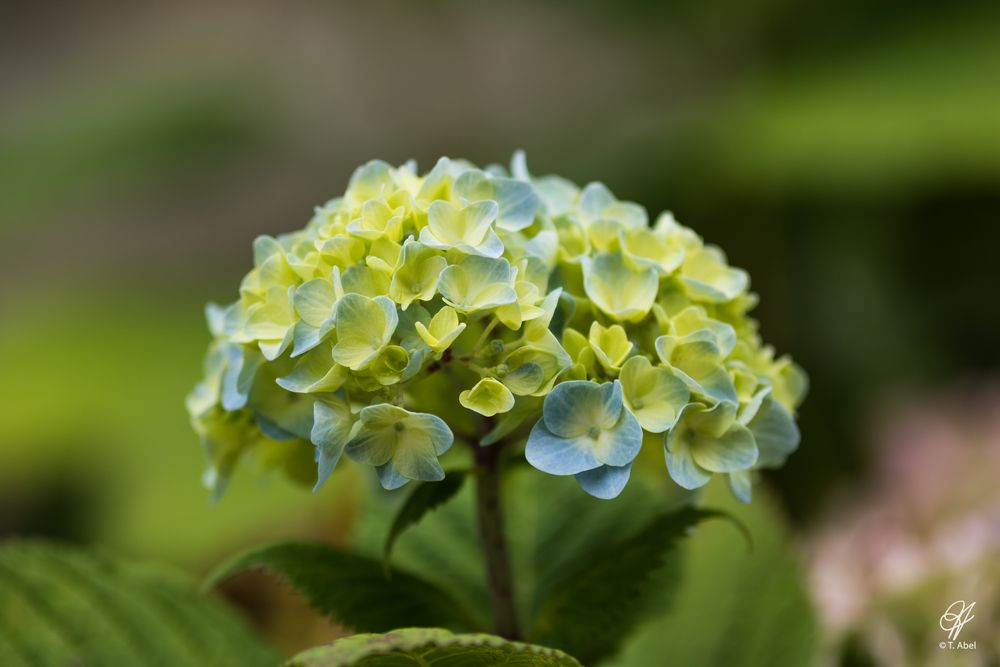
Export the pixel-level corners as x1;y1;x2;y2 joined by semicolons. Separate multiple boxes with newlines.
351;468;689;638
204;541;476;632
284;628;582;667
384;472;468;563
603;480;818;667
0;540;277;667
528;506;727;664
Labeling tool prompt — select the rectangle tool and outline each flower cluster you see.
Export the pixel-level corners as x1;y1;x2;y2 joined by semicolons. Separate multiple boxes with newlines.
187;153;806;501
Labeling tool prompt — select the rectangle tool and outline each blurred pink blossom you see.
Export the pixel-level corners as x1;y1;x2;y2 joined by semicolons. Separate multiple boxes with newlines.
806;381;1000;665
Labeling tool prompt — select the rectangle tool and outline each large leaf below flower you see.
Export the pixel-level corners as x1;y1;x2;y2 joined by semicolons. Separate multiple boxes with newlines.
0;541;277;667
603;480;818;667
351;468;688;640
284;628;581;666
203;541;476;632
528;507;730;664
384;472;468;563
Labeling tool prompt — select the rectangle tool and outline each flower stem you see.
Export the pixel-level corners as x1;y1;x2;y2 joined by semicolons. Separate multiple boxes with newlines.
474;442;521;639
473;316;500;352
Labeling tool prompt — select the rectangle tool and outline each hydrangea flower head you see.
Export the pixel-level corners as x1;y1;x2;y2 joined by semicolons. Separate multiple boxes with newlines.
188;153;806;501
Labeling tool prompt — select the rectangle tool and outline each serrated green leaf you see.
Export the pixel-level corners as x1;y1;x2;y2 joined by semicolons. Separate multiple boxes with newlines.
528;507;728;664
284;627;581;667
384;472;468;563
604;480;818;667
0;540;277;667
204;541;477;632
352;469;688;638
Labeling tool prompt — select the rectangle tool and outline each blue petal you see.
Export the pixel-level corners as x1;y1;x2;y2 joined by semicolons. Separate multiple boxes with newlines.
221;344;260;411
313;441;345;492
255;414;296;440
664;435;712;490
375;461;410;490
310;399;353;492
748;397;800;468
727;470;753;503
542;380;622;438
291;321;323;357
525;419;600;475
575;463;632;499
410;412;455;456
598;407;643;467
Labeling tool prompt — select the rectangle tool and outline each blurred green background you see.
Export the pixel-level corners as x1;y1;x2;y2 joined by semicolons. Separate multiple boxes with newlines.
2;0;998;662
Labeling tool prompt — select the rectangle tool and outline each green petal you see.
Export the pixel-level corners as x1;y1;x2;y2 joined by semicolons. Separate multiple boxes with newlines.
588;321;633;372
500;360;546;396
501;344;568;397
669;306;737;357
582;252;658;322
619;356;690;433
587;219;623;253
347;198;404;241
317;236;366;269
414;305;466;355
415;156;457;203
438;256;518;313
523;288;566;342
346;160;396;203
684;400;739;439
367;237;403;273
690;422;758;473
331;294;398;370
459;378;516;417
620;227;684;274
680;245;749;302
244;286;295;341
252;234;284;265
579;182;648;229
294;279;336;327
276;345;348;393
772;357;809;413
496;280;544;330
342;264;391;298
454;169;540;231
420;200;503;257
458;200;500;246
561;327;590;364
389;241;448;309
554;216;590;260
655;333;737;405
257;334;293;362
370;345;411;385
